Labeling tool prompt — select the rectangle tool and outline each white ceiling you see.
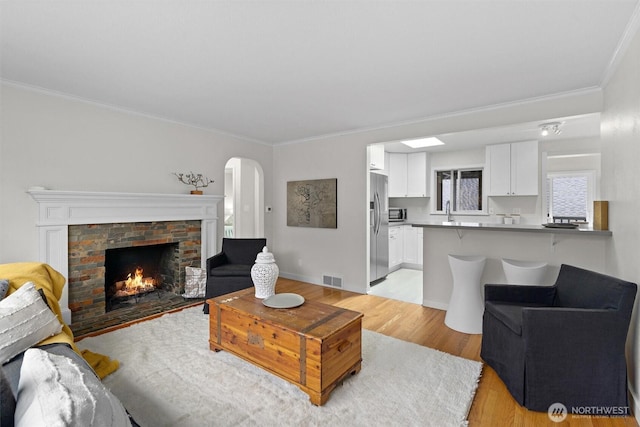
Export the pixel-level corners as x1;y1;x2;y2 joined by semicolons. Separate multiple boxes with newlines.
1;1;638;145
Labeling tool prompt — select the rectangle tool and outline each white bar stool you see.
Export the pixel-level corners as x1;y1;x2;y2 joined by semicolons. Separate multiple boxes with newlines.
445;255;486;334
502;259;548;285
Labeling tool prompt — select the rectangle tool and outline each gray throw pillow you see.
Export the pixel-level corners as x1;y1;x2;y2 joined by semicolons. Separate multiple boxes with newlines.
0;279;8;300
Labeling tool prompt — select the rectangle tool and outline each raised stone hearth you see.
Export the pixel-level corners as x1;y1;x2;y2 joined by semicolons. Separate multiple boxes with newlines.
28;190;223;331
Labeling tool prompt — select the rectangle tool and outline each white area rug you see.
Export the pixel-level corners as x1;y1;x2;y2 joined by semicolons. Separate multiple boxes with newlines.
77;306;482;427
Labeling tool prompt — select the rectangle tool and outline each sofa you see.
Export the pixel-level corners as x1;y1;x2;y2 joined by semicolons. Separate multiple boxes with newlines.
0;262;136;426
481;264;637;413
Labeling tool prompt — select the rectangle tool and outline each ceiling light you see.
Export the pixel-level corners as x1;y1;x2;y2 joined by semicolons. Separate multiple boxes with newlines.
539;122;563;137
401;137;445;148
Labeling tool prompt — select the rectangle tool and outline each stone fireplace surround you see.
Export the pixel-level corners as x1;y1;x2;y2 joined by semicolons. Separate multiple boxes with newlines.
28;190;223;326
69;221;200;334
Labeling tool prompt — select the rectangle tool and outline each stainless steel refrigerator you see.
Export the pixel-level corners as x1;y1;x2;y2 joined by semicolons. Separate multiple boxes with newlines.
370;172;389;283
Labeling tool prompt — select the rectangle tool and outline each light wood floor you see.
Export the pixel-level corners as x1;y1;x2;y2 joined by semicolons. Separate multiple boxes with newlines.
273;277;638;427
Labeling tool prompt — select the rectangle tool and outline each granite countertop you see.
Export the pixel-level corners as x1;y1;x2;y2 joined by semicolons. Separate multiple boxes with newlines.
411;221;612;236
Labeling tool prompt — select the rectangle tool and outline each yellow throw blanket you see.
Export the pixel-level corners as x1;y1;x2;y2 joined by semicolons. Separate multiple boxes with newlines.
81;349;120;379
0;262;119;379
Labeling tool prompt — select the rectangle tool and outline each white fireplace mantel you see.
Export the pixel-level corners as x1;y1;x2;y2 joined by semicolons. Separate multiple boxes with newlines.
28;190;223;324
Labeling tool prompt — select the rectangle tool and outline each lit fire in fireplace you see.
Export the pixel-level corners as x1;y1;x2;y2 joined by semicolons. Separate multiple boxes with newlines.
114;267;156;297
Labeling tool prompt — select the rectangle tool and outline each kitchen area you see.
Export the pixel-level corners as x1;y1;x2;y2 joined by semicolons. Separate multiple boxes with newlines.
367;114;609;309
368;144;428;304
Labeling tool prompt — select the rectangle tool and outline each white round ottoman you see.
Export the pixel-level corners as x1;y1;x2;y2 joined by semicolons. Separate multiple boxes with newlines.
445;255;486;334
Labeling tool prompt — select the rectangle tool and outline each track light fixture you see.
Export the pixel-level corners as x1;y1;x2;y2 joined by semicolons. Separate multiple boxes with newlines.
539;122;563;137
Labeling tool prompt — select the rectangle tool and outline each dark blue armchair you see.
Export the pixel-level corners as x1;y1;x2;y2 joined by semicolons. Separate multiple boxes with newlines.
481;264;636;413
203;238;266;314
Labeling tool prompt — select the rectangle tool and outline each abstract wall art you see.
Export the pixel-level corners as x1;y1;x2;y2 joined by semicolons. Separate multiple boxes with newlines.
287;178;337;228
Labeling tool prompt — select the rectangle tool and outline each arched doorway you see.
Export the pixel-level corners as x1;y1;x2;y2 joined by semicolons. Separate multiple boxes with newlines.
224;157;265;238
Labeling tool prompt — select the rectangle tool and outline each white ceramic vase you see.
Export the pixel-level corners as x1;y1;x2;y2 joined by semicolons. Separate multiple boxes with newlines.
251;246;279;299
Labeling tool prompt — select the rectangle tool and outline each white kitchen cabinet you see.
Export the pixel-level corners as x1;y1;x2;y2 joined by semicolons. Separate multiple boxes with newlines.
486;140;538;196
388;153;407;197
368;144;385;170
389;226;403;268
407;152;428;197
388;152;428;197
402;225;423;266
403;225;418;264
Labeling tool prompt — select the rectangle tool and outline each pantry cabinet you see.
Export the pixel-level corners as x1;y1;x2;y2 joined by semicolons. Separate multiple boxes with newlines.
486;140;538;196
389;152;428;197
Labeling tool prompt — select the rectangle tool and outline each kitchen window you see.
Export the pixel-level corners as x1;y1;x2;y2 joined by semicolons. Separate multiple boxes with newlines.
435;168;484;213
546;171;595;223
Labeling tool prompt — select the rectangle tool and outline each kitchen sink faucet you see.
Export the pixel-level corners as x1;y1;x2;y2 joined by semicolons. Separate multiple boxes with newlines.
446;200;453;221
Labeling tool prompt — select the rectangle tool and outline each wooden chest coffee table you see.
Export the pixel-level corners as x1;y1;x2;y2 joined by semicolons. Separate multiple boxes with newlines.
207;289;363;405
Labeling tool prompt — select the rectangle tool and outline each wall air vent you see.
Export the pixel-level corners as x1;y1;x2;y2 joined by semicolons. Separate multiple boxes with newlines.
322;275;343;288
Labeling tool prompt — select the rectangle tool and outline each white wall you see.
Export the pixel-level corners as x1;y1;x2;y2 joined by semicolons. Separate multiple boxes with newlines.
272;137;368;293
0;84;274;263
600;24;640;419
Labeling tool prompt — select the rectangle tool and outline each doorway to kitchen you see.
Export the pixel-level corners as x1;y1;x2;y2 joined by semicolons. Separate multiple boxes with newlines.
367;142;424;305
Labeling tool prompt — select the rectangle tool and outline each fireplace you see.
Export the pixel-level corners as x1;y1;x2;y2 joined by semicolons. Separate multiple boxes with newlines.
28;190;223;334
67;220;202;335
104;242;179;311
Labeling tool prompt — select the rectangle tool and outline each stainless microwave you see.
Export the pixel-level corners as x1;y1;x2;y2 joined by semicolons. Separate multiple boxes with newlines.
389;208;407;222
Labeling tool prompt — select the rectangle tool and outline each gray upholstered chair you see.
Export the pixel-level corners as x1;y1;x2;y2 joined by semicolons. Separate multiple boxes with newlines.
481;264;636;413
203;238;266;314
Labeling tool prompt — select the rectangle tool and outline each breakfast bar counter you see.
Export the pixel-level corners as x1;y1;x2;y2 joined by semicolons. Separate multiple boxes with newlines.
411;221;612;312
412;221;612;236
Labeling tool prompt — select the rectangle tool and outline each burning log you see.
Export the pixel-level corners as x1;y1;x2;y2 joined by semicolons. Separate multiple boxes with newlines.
113;267;156;297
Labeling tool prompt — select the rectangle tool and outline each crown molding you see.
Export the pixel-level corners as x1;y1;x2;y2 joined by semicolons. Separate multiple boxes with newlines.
1;80;271;146
600;2;640;87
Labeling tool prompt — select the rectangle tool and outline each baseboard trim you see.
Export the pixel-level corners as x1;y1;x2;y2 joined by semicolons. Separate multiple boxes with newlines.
388;265;401;274
278;272;321;287
399;262;423;271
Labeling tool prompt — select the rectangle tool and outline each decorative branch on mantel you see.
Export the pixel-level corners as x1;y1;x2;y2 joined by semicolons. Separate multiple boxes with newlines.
173;172;214;193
